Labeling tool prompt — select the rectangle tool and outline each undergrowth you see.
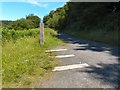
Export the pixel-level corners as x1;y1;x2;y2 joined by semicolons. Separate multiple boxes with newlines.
2;28;64;87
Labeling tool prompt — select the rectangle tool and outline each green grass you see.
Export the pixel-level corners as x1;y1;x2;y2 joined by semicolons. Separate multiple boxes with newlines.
2;28;64;87
65;29;119;46
2;28;39;43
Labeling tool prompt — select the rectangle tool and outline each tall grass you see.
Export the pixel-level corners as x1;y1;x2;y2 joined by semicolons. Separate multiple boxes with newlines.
2;28;64;87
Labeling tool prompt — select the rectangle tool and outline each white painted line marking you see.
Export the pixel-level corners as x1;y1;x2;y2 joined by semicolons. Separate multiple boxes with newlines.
45;49;67;52
55;54;75;58
53;63;89;71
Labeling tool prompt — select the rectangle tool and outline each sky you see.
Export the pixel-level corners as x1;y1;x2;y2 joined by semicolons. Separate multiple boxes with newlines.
1;1;66;21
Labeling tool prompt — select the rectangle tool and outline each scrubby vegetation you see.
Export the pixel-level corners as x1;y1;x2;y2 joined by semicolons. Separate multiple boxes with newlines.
2;28;64;87
43;2;120;46
1;13;65;87
2;14;40;30
2;27;39;43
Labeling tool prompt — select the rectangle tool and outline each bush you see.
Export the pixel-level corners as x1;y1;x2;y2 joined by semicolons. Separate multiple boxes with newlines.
7;14;40;30
2;28;39;43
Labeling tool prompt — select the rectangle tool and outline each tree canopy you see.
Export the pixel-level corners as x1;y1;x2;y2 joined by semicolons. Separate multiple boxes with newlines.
43;2;120;32
6;14;41;30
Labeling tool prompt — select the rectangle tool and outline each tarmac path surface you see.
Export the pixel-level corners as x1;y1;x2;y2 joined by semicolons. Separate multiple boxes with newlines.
41;33;120;88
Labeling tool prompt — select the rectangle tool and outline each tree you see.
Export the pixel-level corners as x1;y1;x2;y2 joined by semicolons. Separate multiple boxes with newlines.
26;14;41;28
43;15;50;27
7;14;41;30
8;18;34;30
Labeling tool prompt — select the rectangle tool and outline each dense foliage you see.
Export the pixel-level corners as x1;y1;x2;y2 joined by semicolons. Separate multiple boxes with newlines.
2;27;39;43
2;14;41;30
0;20;13;26
43;2;120;46
43;6;67;30
26;14;40;28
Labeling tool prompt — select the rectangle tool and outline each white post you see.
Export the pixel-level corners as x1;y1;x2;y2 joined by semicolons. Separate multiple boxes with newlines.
40;23;44;45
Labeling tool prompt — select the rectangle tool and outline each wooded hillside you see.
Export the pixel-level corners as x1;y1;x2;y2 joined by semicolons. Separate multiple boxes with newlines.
43;2;120;46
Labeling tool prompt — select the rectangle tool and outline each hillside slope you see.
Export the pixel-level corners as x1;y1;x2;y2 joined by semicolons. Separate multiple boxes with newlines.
43;2;120;46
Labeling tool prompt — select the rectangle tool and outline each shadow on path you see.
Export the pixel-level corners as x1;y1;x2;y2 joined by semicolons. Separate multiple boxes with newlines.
58;33;120;59
79;63;120;88
58;33;120;88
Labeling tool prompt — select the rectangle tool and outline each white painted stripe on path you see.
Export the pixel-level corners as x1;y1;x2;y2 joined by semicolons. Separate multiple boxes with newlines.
45;49;67;52
53;63;89;71
55;54;75;58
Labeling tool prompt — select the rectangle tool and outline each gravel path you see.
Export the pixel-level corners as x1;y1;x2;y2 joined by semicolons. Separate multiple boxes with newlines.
41;33;120;88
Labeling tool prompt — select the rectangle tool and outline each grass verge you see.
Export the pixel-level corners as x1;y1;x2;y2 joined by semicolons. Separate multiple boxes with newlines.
2;28;65;88
64;29;119;47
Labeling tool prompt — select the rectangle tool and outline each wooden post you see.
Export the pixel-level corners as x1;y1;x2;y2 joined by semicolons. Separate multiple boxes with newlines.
40;23;44;45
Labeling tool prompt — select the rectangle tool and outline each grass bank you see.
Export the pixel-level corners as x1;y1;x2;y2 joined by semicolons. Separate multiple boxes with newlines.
2;28;64;87
64;29;119;47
